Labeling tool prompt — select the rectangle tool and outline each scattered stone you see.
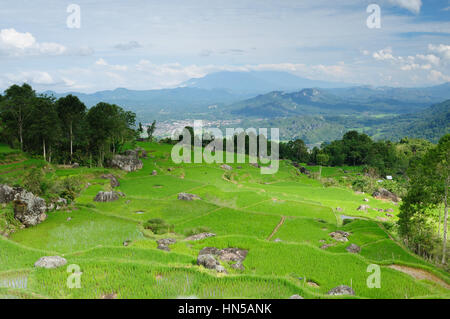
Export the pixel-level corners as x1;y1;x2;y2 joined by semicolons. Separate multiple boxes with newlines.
100;174;120;188
289;294;304;299
377;217;389;222
177;193;201;201
386;213;394;218
327;285;355;296
66;217;72;221
156;238;176;251
329;231;350;242
151;170;157;176
220;164;233;170
250;163;260;168
123;240;131;247
273;238;282;242
71;162;80;168
320;243;335;250
215;265;227;273
185;232;216;241
346;243;361;253
110;153;143;172
13;189;47;227
336;207;343;212
385;208;394;213
372;188;399;202
363;198;369;202
101;293;117;299
197;247;248;273
167;168;174;172
93;191;122;202
34;256;67;269
357;205;370;211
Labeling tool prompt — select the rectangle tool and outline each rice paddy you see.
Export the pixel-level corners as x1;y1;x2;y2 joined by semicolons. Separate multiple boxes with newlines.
0;141;449;299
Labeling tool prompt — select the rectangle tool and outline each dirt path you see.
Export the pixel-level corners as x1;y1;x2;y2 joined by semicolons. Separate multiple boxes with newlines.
267;216;286;241
388;264;450;289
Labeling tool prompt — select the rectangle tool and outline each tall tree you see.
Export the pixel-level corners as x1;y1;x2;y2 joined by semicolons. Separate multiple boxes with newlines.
28;95;61;161
56;95;86;163
0;84;36;150
147;120;156;142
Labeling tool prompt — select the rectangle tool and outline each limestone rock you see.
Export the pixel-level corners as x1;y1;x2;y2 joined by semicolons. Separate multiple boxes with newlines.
110;153;143;172
372;188;399;202
357;205;370;211
197;254;220;270
34;256;67;269
346;243;361;253
94;191;123;202
327;285;355;296
329;231;350;242
220;164;233;170
13;189;47;227
177;193;201;201
289;294;304;299
151;170;157;176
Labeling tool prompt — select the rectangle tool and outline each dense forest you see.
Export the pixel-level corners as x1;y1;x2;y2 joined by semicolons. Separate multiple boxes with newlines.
0;84;137;166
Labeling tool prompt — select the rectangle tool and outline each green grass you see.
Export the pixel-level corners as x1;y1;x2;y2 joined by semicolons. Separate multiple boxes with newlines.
1;141;448;299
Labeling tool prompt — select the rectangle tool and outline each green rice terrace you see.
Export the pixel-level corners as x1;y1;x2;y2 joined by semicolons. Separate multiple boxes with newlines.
0;141;449;299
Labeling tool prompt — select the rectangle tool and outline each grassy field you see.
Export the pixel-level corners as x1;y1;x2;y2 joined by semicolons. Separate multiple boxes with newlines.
0;141;449;299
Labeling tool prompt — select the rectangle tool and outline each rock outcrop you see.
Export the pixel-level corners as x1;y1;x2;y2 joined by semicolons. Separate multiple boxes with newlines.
100;174;120;188
372;188;399;202
346;243;361;254
110;152;143;172
329;231;350;242
93;191;124;202
357;205;370;211
177;193;201;201
327;285;355;296
34;256;67;269
157;238;176;251
13;189;47;227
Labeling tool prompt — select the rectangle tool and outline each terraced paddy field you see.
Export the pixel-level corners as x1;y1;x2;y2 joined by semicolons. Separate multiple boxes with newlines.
0;142;449;299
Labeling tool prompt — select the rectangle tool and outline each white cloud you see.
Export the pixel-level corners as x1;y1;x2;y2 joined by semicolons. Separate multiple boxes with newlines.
373;48;395;61
5;71;54;85
0;28;66;56
427;70;450;82
95;58;128;71
388;0;422;14
428;44;450;60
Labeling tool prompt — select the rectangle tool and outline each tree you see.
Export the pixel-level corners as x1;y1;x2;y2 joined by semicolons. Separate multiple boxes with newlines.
0;84;36;150
147;120;156;142
28;95;61;162
398;134;450;263
56;95;86;163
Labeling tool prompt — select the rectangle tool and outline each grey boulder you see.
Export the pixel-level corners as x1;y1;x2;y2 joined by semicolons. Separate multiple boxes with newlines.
327;285;355;296
34;256;67;269
13;190;47;227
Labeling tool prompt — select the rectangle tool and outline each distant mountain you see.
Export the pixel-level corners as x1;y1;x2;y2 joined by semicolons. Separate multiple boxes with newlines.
181;71;351;94
228;83;450;118
43;87;250;121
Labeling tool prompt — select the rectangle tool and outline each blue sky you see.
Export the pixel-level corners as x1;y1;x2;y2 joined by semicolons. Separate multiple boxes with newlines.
0;0;449;92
